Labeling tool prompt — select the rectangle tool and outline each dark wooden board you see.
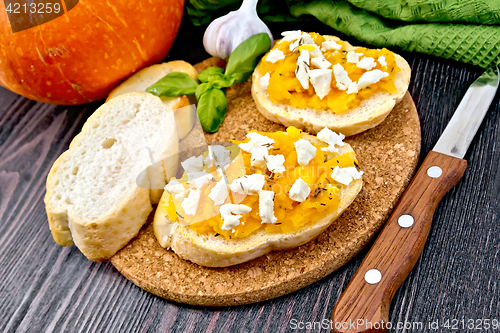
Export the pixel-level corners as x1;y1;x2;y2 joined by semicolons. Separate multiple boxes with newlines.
1;19;500;333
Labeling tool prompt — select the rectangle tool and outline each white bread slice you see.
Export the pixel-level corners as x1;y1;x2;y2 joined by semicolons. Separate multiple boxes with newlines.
45;92;178;261
107;61;198;140
252;36;411;136
153;134;362;267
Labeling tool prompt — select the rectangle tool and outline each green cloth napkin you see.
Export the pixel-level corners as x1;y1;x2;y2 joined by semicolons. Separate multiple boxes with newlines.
187;0;500;68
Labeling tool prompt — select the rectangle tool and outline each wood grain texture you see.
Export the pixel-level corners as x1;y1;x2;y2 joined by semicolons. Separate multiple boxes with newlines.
1;19;500;333
331;152;467;332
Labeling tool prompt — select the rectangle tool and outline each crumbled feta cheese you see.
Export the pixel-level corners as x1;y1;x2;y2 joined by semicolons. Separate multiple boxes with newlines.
165;179;186;201
358;69;389;89
250;146;269;168
309;69;332;100
259;190;277;223
300;33;315;45
181;155;204;173
209;179;229;205
309;45;323;59
346;83;359;94
230;174;265;195
260;72;271;90
289;39;300;52
281;30;302;42
266;49;285;63
220;204;252;230
290;32;315;51
266;154;286;173
294;139;317;166
221;215;240;230
378;55;387;67
204;154;213;169
187;170;208;181
332;64;352;91
311;57;332;69
188;172;211;189
347;69;389;94
317;128;345;153
331;166;363;185
357;57;376;70
217;168;225;178
209;145;231;168
181;188;201;216
346;51;363;63
238;132;274;152
321;40;342;51
346;84;358;94
246;132;274;146
296;49;310;89
289;177;311;202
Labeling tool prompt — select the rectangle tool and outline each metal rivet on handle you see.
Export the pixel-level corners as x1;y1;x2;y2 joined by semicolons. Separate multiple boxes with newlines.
364;269;382;284
427;166;443;178
398;214;414;228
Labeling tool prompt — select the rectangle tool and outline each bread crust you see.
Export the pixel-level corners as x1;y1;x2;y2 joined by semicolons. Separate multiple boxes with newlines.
106;61;197;101
107;60;198;140
251;36;411;136
45;92;178;261
106;61;198;204
153;136;362;267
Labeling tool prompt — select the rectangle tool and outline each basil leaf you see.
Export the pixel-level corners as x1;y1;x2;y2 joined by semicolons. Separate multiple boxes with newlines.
198;66;237;89
211;74;238;89
197;88;227;133
225;33;272;83
198;66;225;83
222;72;248;86
198;67;236;89
145;72;198;97
195;82;213;100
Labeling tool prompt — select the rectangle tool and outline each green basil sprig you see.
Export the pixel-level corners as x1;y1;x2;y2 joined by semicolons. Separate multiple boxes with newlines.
197;88;227;132
145;33;271;133
145;72;198;97
225;33;273;84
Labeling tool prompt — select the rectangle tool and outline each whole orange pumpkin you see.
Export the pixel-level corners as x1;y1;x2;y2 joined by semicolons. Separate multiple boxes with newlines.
0;0;184;105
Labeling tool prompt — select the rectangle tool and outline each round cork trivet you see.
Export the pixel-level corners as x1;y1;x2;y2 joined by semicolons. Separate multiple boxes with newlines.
110;58;421;306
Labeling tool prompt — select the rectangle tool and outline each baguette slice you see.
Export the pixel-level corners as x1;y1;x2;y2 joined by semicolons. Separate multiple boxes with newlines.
107;60;198;140
252;36;411;137
45;92;178;261
153;134;362;267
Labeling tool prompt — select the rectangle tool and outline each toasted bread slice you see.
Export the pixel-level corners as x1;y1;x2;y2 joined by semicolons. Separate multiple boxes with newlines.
45;92;178;261
153;134;362;267
107;61;198;140
252;36;411;136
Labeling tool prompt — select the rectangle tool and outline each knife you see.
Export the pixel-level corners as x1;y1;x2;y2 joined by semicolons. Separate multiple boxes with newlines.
330;66;499;333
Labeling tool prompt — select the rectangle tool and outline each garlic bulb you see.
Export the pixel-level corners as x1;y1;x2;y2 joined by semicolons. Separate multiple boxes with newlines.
203;0;274;60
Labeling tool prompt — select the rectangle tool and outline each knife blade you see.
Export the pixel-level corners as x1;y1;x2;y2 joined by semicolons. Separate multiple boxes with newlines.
433;67;499;158
331;67;499;333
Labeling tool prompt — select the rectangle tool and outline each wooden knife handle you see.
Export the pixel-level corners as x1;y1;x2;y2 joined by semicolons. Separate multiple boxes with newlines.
331;151;467;333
